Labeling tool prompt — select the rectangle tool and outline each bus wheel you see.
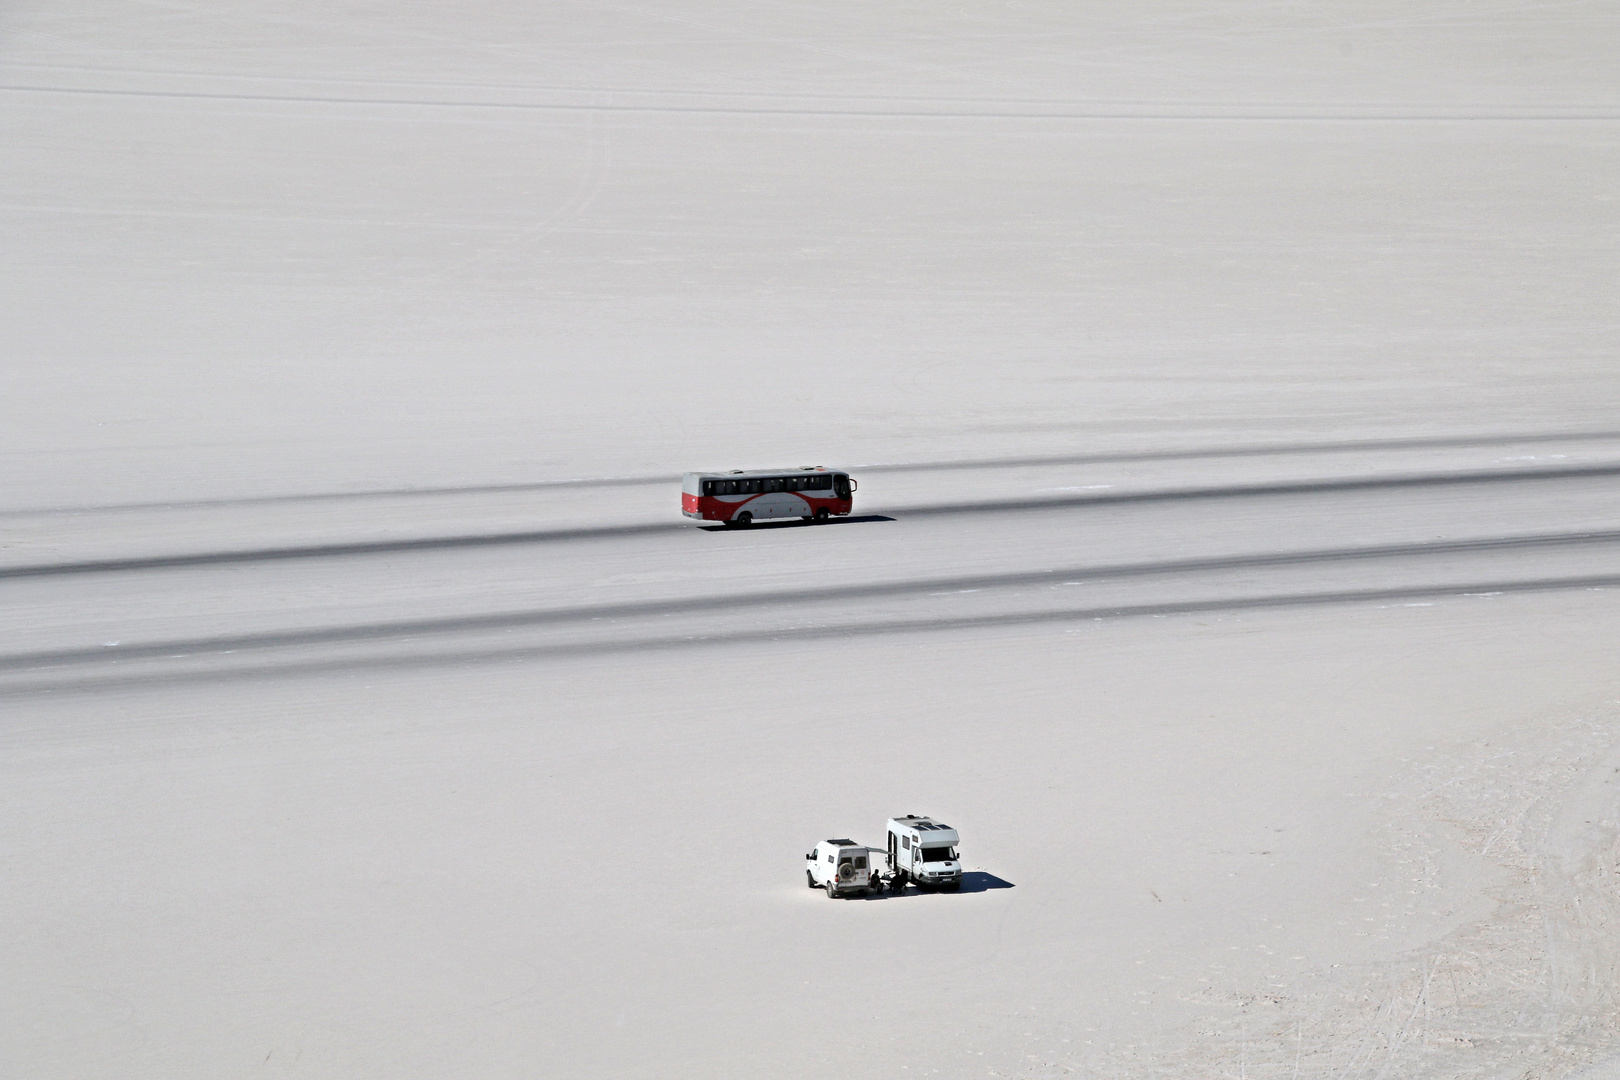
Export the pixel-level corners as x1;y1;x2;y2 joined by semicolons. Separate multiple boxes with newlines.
814;508;830;523
736;511;753;527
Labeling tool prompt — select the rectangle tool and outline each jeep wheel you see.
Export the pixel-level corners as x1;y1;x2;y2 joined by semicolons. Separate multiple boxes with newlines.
825;882;837;899
807;871;816;889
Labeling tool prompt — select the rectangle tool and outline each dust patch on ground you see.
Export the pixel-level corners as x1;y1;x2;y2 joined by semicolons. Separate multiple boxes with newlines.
1038;709;1620;1078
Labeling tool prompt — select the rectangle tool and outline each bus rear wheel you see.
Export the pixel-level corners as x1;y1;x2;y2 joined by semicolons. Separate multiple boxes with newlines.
735;511;753;527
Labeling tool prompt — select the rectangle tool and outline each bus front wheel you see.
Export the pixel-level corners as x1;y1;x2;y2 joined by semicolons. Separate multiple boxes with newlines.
813;508;830;523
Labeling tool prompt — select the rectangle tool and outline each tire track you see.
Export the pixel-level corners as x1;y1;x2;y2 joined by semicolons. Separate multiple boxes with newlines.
7;566;1620;694
6;429;1616;517
7;464;1620;580
7;82;1618;121
8;528;1620;670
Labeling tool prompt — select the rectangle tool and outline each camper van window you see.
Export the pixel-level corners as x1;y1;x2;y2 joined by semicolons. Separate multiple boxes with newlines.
901;836;910;850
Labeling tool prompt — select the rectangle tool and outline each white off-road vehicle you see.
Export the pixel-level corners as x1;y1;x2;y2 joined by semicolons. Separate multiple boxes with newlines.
805;839;874;898
884;815;963;892
804;817;965;897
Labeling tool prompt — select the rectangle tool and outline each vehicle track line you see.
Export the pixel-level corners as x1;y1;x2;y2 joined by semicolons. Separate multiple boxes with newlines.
6;463;1620;579
7;529;1620;671
7;82;1618;120
890;462;1620;520
6;571;1620;695
4;429;1615;518
0;520;692;578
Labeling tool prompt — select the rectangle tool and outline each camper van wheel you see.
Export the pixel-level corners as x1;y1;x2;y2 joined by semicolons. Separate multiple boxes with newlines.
942;881;960;893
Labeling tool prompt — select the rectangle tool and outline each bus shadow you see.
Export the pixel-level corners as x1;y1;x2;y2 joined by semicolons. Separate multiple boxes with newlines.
699;515;895;533
850;871;1015;900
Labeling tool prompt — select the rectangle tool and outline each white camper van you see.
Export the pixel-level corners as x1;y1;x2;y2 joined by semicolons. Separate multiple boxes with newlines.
805;839;873;898
885;815;962;891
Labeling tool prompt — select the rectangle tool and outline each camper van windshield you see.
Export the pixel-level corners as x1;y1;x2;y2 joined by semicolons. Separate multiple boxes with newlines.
921;847;956;863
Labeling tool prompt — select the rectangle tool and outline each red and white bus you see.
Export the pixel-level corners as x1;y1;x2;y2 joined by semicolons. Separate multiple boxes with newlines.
681;467;856;526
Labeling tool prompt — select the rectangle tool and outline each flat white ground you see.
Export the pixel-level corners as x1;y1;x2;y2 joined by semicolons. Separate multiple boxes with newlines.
4;3;1620;1077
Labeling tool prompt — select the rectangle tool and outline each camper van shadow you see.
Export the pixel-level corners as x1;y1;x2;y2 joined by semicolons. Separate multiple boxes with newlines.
957;872;1016;893
854;871;1015;900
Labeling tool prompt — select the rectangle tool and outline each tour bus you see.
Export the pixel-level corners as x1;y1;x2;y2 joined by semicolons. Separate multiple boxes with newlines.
681;467;855;526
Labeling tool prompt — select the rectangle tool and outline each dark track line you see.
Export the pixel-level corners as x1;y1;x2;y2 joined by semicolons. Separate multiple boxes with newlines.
0;521;691;579
894;462;1620;518
5;428;1616;518
854;430;1620;475
5;571;1618;696
7;83;1618;121
0;474;685;518
8;528;1620;672
4;462;1619;580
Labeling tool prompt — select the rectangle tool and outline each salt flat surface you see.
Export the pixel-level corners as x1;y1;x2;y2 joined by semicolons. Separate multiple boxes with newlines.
4;2;1620;1077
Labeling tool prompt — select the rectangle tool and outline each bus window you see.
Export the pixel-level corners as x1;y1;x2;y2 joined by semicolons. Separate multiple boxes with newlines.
702;480;716;495
766;478;784;493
